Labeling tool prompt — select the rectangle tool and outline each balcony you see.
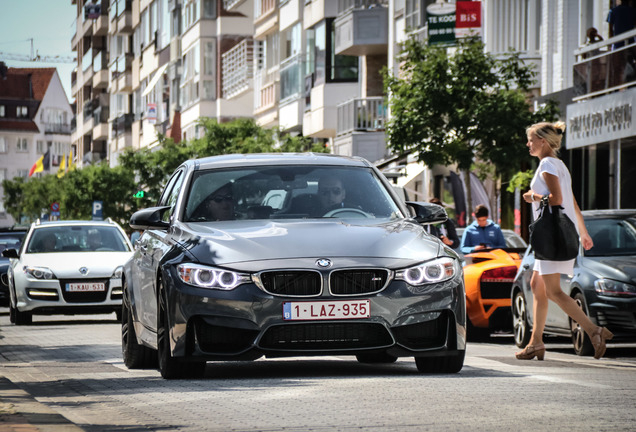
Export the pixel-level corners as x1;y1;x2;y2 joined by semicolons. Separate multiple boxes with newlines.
224;0;245;11
279;54;304;103
43;123;71;135
222;39;254;99
334;0;388;56
254;68;279;116
110;54;133;92
112;113;134;137
109;0;133;34
254;0;277;39
573;29;636;100
93;106;110;140
92;51;109;89
337;97;386;135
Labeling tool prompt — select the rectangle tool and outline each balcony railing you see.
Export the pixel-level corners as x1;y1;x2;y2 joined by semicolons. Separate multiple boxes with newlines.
82;47;93;72
573;29;636;100
112;113;133;136
110;0;131;20
337;0;388;13
279;53;304;102
255;0;276;20
254;68;279;111
337;97;386;135
222;39;254;99
110;54;132;78
43;123;71;134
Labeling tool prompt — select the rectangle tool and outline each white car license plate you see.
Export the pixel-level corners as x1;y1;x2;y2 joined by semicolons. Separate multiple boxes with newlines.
283;300;370;321
66;282;105;292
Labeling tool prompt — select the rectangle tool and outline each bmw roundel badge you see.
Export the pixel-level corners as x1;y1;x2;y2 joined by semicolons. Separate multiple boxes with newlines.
316;258;332;268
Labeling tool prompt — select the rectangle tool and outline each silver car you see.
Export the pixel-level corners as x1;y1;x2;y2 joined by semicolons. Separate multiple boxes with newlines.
2;219;133;325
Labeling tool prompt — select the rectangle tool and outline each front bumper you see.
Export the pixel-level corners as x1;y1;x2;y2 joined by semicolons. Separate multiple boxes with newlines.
13;276;123;315
162;268;466;361
589;294;636;341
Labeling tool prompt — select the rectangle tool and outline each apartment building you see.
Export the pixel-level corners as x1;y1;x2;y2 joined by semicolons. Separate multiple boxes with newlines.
70;0;254;167
0;66;73;227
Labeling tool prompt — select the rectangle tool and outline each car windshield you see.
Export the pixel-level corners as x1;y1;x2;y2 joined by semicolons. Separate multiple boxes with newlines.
26;226;131;253
585;217;636;257
184;165;403;222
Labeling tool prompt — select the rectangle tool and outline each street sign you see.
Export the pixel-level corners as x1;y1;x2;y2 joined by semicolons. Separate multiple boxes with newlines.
51;202;60;212
92;201;103;221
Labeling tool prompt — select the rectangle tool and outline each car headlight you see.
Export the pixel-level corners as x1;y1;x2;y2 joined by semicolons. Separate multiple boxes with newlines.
395;257;459;285
23;266;56;280
594;278;636;297
177;263;250;290
111;266;123;279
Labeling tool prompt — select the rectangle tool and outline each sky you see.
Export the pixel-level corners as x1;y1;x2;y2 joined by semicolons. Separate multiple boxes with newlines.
0;0;77;102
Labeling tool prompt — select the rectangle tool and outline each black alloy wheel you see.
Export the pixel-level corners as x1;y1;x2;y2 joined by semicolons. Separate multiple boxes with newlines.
415;351;465;373
121;282;156;369
571;292;594;356
512;290;531;348
157;278;206;379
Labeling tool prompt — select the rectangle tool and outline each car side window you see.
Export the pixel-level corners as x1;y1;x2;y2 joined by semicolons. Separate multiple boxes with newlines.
159;170;184;223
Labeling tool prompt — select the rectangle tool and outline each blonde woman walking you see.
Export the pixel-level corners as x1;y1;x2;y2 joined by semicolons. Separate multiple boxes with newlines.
516;121;613;360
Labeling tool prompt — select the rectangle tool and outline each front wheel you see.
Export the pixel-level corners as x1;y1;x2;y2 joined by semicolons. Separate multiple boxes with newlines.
12;304;32;326
157;279;206;379
122;290;156;369
512;290;531;348
571;292;594;356
415;351;465;373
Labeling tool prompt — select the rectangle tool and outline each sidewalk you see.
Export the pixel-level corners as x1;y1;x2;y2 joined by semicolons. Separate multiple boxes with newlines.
0;376;84;432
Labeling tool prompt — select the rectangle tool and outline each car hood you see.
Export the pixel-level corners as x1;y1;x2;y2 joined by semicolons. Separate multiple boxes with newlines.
582;255;636;284
19;251;133;278
178;219;443;269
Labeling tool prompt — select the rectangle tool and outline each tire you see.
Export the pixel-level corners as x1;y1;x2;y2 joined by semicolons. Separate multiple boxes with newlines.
9;303;16;324
122;292;156;369
415;351;465;373
157;279;206;379
356;352;398;364
512;290;531;348
12;304;32;326
571;292;594;356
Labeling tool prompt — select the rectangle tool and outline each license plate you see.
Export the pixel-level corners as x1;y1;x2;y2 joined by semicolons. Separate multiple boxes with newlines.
283;300;370;321
66;282;105;292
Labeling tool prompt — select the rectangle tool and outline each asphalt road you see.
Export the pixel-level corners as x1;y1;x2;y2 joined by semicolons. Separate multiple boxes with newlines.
1;312;635;432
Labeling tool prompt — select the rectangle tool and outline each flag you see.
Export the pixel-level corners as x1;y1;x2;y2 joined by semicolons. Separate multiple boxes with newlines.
68;149;76;172
28;150;50;177
57;154;66;178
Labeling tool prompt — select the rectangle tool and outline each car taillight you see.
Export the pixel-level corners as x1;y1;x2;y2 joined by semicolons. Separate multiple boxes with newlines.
480;266;517;283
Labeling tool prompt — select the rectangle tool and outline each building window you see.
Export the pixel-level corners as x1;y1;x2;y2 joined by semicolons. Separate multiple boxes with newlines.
180;42;200;107
312;19;358;86
17;169;29;178
0;137;6;153
16;138;28;152
0;105;5;117
16;106;28;118
203;0;215;18
183;0;200;31
405;0;422;31
37;140;45;153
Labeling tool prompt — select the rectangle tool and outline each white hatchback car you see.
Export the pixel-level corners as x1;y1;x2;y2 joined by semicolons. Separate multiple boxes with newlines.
2;219;133;325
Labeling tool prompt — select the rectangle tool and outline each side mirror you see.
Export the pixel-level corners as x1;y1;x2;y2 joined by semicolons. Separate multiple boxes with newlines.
2;248;19;259
405;202;448;224
130;206;171;231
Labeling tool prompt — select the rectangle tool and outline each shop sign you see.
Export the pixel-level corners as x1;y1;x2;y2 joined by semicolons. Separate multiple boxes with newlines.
427;2;456;46
566;87;635;149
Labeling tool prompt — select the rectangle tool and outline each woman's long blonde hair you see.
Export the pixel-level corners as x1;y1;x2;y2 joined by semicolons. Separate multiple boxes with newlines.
526;121;566;153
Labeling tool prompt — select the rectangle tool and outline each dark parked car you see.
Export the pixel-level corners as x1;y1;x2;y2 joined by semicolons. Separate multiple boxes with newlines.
0;227;27;307
122;153;466;378
512;210;636;356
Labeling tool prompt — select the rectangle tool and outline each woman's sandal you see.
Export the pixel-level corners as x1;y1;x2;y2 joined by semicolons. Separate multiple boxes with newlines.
591;327;614;359
515;344;546;361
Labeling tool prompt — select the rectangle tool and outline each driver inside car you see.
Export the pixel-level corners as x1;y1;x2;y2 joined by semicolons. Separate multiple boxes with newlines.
317;177;347;215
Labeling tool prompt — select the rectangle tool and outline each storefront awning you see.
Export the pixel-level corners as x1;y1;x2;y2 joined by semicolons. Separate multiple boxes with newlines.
142;63;169;97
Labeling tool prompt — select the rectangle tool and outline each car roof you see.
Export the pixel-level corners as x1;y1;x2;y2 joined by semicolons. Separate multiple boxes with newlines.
581;209;636;218
188;153;372;171
31;220;123;228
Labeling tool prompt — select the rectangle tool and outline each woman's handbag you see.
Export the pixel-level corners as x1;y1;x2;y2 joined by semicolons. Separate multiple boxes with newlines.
529;196;579;261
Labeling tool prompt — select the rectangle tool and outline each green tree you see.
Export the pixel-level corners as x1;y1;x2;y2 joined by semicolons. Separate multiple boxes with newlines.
384;37;558;224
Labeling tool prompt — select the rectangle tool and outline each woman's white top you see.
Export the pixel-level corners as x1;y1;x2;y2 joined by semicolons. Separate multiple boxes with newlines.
530;156;578;275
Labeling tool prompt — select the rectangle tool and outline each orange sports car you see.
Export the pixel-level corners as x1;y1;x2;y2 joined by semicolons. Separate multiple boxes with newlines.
456;229;527;339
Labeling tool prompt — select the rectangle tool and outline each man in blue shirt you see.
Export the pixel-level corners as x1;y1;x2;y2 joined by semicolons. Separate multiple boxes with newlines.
460;204;506;254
